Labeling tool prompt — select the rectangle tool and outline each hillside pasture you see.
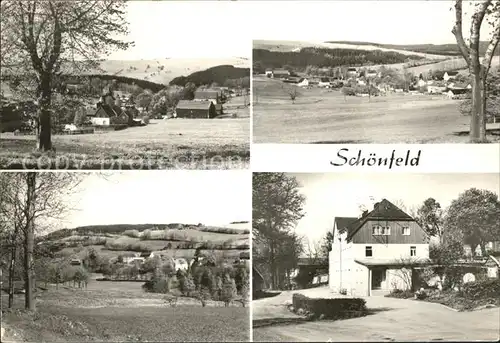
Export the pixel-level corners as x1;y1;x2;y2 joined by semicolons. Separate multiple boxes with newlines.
252;76;495;144
0;116;250;169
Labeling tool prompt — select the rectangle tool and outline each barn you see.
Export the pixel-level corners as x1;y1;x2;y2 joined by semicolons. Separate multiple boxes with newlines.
91;104;120;126
194;89;220;104
175;100;216;119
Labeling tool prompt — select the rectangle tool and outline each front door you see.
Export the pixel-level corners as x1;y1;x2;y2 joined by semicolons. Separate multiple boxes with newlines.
371;267;386;290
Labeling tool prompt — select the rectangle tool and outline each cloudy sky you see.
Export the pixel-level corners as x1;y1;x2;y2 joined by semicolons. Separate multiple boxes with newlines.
109;0;497;60
56;171;250;230
289;173;500;244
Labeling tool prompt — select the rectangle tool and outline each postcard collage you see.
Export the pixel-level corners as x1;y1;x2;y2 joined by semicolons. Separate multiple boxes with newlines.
0;0;499;342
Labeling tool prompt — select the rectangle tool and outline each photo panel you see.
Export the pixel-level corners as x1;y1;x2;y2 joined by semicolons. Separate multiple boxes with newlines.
0;1;250;170
0;170;251;342
252;1;499;145
252;172;500;342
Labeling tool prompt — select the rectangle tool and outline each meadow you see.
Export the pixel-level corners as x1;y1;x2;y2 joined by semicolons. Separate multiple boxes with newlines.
252;76;500;144
1;281;249;342
0;115;250;170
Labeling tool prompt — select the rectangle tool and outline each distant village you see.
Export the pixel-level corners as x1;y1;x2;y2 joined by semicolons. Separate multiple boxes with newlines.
1;78;246;135
259;66;472;100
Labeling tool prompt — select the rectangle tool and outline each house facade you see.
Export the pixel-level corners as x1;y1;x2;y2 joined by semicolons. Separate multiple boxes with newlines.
175;100;216;119
270;69;290;79
329;199;430;296
443;71;459;82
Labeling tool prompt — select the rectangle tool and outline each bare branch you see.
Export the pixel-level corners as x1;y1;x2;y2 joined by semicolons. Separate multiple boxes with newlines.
452;0;471;66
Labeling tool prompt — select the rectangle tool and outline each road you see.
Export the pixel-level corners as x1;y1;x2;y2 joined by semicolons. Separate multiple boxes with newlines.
252;287;500;342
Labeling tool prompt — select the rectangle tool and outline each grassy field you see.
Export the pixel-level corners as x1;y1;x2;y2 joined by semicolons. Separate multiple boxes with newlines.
0;114;250;169
253;76;500;143
1;281;250;342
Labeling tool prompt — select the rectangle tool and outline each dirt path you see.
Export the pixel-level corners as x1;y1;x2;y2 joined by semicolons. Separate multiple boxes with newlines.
253;287;500;342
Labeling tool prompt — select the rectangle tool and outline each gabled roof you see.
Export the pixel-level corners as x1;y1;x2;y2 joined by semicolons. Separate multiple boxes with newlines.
176;100;213;110
272;69;290;75
194;89;220;99
334;217;358;236
485;255;500;267
96;104;119;117
346;199;415;240
445;71;459;76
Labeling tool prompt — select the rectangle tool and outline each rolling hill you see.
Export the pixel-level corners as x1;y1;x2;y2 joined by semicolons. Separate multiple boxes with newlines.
169;65;250;87
39;222;250;262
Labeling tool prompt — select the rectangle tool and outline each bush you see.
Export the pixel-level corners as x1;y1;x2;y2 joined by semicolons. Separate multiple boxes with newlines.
142;115;150;125
461;278;500;299
341;87;356;96
142;275;170;293
415;289;428;300
339;288;347;295
292;294;367;320
385;289;414;299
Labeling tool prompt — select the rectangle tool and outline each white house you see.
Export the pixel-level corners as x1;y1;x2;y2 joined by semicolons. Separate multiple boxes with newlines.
484;255;499;279
297;78;310;87
443;71;459;82
318;77;331;88
329;199;430;297
417;79;427;88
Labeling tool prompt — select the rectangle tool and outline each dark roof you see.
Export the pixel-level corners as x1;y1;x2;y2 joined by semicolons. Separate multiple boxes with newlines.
176;100;213;110
334;217;358;236
446;71;459;76
448;88;469;94
194;90;220;99
347;67;357;72
273;69;290;75
96;104;119;117
346;199;415;240
320;77;330;82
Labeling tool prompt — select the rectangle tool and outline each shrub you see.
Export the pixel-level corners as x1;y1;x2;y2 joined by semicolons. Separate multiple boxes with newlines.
341;87;356;96
123;229;140;238
461;278;500;299
415;289;428;300
385;289;413;299
142;275;170;293
292;294;367;320
339;288;347;295
142;115;150;125
220;277;237;307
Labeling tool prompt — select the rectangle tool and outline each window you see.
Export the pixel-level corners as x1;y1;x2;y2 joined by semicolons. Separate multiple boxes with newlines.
365;246;373;257
402;227;410;236
410;246;416;257
372;226;381;235
381;227;391;235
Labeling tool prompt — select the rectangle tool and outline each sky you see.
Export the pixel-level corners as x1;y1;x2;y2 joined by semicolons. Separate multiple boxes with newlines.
108;0;497;60
54;171;250;230
289;173;500;244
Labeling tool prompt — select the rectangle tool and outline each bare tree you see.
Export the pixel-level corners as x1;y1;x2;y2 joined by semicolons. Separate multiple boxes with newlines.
0;172;84;310
452;0;500;142
282;85;299;104
1;1;134;150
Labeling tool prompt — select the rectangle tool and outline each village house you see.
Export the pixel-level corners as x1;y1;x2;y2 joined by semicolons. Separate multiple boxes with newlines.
70;258;82;266
194;89;221;105
269;69;290;79
346;67;358;77
366;70;378;78
443;71;460;82
91;103;122;126
122;252;141;264
174;100;217;119
446;88;470;100
297;78;309;87
265;68;273;77
427;85;447;94
329;199;431;297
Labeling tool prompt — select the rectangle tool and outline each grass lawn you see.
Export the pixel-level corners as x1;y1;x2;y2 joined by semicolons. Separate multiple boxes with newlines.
1;282;250;342
252;76;500;144
0;117;249;170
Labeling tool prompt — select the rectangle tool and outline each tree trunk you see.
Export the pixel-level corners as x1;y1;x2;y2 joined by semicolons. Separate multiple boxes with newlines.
480;243;487;257
24;173;36;311
480;76;488;141
8;246;17;308
470;71;482;142
38;75;53;151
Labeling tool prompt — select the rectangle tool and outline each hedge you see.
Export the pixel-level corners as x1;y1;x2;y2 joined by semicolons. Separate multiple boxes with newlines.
292;293;367;320
461;278;500;299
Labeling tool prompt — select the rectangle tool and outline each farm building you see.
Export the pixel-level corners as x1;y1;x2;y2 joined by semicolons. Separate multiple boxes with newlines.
270;69;290;79
297;78;309;87
175;100;217;119
428;85;447;94
70;259;82;266
443;71;459;82
446;88;470;100
366;70;378;78
318;77;331;87
265;68;273;77
174;258;189;272
347;67;358;76
91;104;123;126
194;89;221;104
